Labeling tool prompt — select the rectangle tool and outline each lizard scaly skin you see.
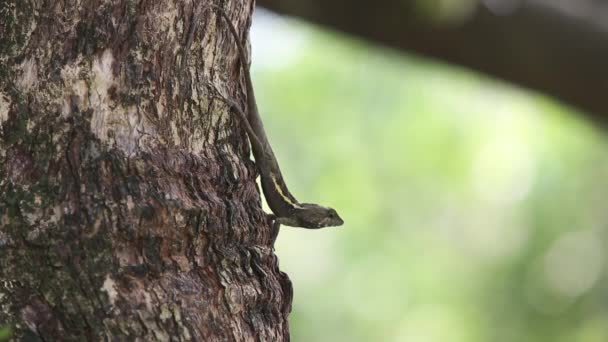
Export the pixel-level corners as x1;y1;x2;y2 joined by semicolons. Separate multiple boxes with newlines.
206;5;344;241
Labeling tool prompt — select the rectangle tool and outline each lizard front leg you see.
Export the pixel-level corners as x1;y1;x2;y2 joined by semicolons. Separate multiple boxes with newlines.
267;213;281;246
268;215;301;246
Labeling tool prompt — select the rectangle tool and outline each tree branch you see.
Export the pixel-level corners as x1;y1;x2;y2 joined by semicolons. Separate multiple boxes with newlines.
257;0;608;123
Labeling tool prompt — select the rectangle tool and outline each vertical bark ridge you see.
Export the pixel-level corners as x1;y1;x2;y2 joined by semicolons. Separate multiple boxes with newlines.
0;0;291;340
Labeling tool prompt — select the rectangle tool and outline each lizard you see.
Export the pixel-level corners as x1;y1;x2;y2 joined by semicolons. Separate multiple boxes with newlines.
203;5;344;239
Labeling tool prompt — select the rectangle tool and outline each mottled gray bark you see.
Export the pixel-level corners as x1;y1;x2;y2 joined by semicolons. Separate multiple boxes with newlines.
0;0;291;340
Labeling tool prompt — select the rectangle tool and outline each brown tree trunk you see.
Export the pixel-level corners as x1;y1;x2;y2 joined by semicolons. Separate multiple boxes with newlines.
0;0;291;340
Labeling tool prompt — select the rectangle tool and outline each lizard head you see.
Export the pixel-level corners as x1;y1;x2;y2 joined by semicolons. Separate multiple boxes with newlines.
291;203;344;229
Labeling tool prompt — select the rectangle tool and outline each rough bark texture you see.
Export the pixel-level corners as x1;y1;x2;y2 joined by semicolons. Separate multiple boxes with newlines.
257;0;608;123
0;0;292;340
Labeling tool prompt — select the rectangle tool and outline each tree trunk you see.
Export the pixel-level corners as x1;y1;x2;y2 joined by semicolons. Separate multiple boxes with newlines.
0;0;292;340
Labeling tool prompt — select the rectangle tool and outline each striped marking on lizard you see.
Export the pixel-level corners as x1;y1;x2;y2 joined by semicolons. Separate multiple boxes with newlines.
272;174;302;209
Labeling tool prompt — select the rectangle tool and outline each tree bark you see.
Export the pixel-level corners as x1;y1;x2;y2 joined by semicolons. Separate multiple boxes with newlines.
0;0;291;340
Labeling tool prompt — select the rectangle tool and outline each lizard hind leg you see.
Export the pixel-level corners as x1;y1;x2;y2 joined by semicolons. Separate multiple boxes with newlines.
205;82;264;150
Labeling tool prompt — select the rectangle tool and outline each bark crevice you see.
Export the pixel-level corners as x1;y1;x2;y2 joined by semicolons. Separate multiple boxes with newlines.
0;0;290;340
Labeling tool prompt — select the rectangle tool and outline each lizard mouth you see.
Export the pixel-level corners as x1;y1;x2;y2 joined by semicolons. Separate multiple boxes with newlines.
321;216;344;228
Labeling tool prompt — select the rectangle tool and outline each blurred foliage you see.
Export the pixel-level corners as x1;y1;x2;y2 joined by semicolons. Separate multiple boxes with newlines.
411;0;477;23
253;15;608;342
0;326;10;342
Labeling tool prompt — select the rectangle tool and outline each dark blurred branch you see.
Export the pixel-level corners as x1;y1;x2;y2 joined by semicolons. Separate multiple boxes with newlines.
257;0;608;122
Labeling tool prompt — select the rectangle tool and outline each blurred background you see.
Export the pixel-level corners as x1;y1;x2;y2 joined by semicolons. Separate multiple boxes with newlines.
250;3;608;342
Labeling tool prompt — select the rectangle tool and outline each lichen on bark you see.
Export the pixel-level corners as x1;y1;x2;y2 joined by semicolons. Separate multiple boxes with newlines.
0;0;291;340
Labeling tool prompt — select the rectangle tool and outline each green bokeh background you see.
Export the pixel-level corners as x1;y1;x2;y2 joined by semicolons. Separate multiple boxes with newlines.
0;326;10;342
252;14;608;342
